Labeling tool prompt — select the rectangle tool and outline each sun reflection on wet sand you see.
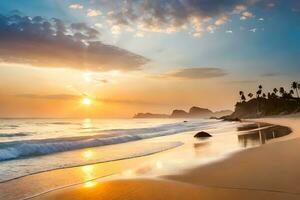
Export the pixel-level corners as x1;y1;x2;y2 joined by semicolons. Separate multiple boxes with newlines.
81;165;98;188
82;150;94;160
84;181;97;188
155;161;163;169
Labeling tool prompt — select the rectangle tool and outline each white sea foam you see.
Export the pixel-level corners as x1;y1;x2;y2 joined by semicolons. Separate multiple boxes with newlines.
0;120;218;161
0;141;183;182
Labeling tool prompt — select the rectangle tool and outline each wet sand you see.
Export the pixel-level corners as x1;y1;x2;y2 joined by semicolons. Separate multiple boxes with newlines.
36;179;300;200
34;114;300;200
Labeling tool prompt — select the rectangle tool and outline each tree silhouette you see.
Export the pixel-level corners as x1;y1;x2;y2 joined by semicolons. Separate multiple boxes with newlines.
267;92;272;99
241;94;246;102
233;81;300;118
248;93;253;99
279;87;285;97
292;81;299;98
273;88;278;96
256;86;262;98
239;91;245;102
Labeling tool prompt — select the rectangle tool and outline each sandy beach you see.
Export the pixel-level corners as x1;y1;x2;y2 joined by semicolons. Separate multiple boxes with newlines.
1;115;300;200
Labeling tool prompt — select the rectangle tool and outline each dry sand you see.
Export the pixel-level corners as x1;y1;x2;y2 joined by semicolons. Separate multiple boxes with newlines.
35;114;300;200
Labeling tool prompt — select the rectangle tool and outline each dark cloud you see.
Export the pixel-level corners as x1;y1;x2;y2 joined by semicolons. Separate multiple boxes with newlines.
0;14;149;71
149;67;227;80
95;0;276;36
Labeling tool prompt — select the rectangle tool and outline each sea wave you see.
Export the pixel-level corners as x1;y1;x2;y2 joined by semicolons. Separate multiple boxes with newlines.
0;125;19;130
0;132;34;137
0;141;183;182
0;120;217;161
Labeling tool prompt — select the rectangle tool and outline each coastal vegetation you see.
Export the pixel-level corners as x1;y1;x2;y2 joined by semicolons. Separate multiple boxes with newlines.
229;81;300;118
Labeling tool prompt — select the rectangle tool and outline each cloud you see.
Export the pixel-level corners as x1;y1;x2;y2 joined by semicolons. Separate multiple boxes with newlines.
207;25;216;33
94;23;103;28
226;80;257;84
69;4;84;9
261;72;281;77
134;31;144;38
16;94;78;100
233;5;247;13
292;3;300;12
92;0;274;37
150;67;227;80
16;94;164;105
87;9;101;17
249;28;257;32
215;16;229;26
0;14;149;72
240;11;254;20
97;79;109;83
226;30;233;33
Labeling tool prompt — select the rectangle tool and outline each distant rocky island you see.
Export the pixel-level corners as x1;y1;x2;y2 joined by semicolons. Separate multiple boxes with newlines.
135;82;300;120
225;82;300;119
133;113;169;118
133;106;232;119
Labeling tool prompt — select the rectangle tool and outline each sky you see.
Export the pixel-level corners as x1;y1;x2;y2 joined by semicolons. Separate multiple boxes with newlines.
0;0;300;118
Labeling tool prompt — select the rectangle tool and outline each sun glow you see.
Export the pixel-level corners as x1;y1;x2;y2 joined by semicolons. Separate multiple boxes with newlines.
82;97;92;105
82;150;94;160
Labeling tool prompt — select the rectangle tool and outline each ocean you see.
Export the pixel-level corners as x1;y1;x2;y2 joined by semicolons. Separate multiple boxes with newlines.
0;118;289;182
0;118;225;181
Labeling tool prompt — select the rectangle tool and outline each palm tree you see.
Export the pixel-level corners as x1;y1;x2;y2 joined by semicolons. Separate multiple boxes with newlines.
267;92;271;99
291;81;299;98
262;93;266;98
257;85;263;98
273;88;278;95
279;87;285;97
256;90;261;98
241;94;246;102
239;91;245;102
248;93;253;99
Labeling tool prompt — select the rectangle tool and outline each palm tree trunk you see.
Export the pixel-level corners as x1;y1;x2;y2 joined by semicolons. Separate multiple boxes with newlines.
297;88;299;98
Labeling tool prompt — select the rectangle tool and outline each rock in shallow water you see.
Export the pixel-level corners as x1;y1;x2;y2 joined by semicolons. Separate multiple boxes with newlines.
194;131;212;138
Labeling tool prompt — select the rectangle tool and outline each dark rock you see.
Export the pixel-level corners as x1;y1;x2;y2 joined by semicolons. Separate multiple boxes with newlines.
183;120;188;123
189;106;213;117
221;116;241;122
170;110;189;118
133;113;169;118
194;131;212;138
213;110;233;117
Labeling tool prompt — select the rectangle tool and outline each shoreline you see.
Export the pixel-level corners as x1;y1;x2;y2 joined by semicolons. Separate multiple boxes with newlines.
0;141;183;184
1;117;298;200
35;114;300;200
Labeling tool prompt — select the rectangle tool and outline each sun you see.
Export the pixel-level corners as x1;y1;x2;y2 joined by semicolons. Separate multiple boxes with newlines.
82;97;92;106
